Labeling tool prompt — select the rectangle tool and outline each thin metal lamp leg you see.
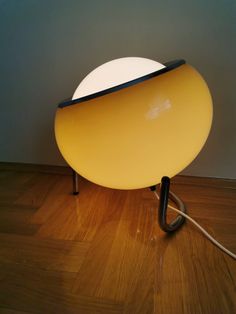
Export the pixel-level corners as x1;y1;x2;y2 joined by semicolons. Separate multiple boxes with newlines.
72;170;79;195
150;176;186;232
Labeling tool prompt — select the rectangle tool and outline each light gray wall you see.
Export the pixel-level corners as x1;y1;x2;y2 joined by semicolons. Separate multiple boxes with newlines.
0;0;235;178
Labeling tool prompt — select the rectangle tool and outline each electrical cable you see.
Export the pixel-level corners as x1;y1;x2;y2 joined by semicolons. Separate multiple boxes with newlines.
153;190;236;260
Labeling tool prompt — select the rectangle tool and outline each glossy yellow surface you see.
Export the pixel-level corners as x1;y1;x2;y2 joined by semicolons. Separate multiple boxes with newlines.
55;64;213;189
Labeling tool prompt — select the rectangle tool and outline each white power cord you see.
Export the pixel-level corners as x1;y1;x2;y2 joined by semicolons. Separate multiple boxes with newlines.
153;190;236;260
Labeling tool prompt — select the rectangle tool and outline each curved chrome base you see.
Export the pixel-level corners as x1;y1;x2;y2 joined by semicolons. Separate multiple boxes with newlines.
151;176;186;232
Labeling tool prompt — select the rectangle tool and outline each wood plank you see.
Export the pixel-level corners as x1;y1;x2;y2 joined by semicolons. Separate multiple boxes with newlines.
0;308;33;314
153;224;236;314
33;176;83;240
0;263;123;314
73;180;144;243
0;233;90;272
15;173;59;208
96;190;156;305
0;204;39;235
167;183;236;221
0;172;35;205
173;175;236;189
0;162;71;175
30;175;75;225
72;189;127;296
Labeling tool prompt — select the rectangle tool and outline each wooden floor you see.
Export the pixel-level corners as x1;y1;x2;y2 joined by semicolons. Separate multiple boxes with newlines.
0;163;235;314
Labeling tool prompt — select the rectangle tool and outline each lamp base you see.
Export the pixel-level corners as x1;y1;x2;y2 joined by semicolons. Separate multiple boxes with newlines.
150;177;186;232
72;170;79;195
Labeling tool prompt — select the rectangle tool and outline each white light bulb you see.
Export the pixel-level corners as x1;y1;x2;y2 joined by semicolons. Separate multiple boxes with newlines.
72;57;165;99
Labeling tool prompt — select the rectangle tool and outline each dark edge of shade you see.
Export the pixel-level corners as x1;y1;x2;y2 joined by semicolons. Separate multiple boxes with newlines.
58;59;186;109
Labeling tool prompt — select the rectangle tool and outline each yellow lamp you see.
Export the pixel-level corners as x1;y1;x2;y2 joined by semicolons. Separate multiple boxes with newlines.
55;57;213;232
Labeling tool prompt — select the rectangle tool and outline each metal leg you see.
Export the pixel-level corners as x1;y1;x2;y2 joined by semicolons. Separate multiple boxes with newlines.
72;170;79;195
150;176;186;232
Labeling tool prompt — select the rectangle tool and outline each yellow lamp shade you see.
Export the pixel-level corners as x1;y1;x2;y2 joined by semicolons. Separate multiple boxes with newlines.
55;58;213;190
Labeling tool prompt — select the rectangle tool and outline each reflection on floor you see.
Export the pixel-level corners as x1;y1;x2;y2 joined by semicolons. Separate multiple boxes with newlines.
0;163;235;314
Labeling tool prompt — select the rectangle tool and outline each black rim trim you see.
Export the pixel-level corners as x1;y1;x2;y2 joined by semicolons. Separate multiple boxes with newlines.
58;59;186;109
